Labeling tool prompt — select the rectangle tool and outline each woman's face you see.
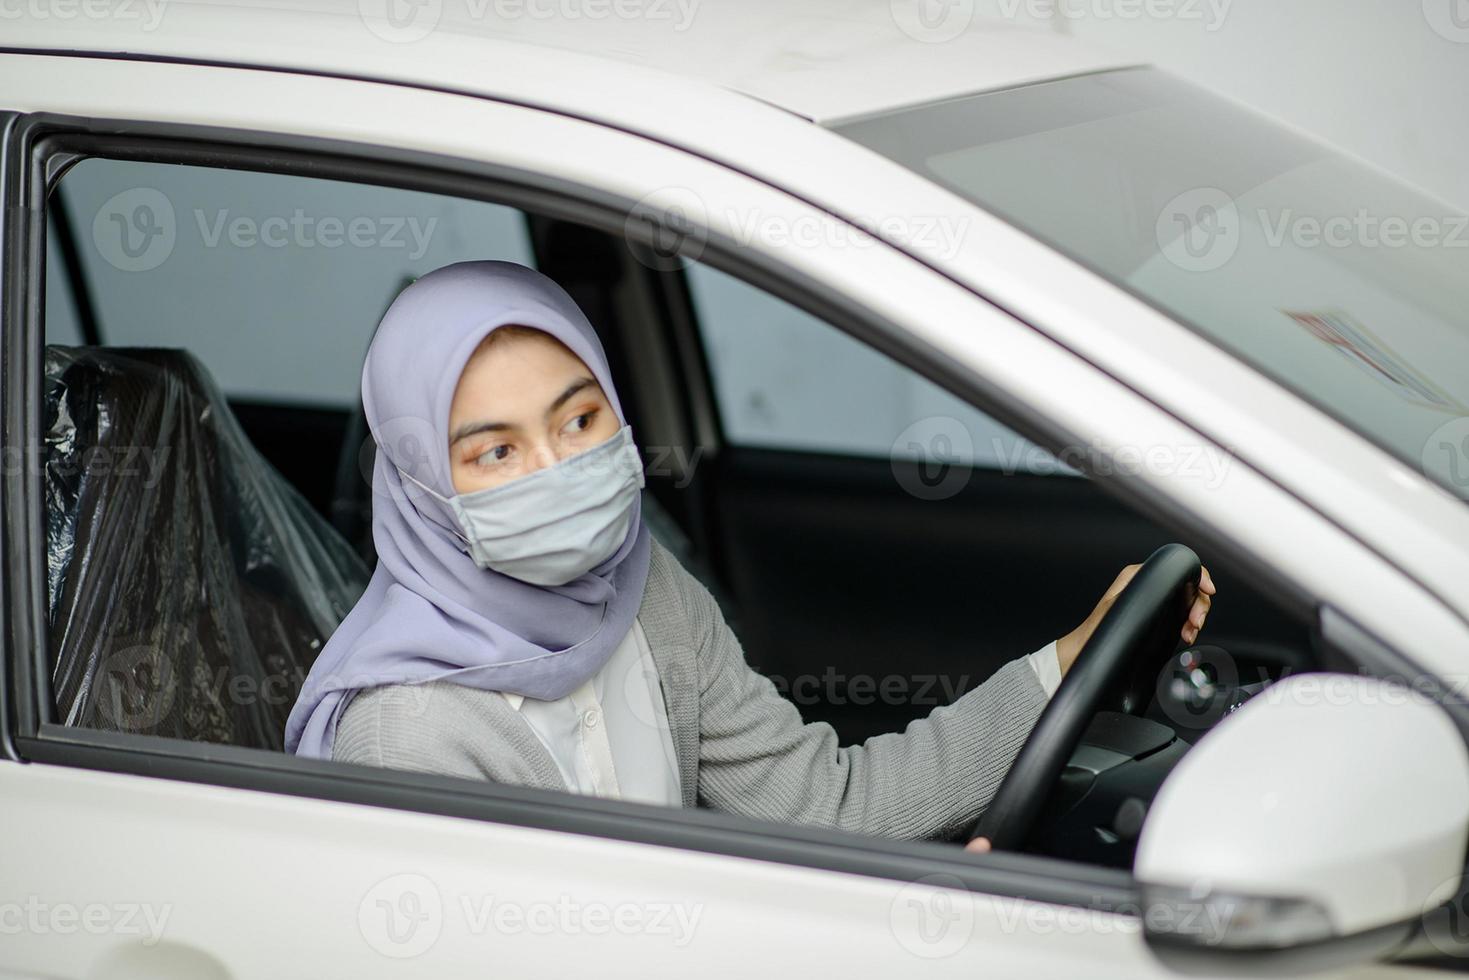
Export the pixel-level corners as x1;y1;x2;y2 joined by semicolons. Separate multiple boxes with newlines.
447;327;620;494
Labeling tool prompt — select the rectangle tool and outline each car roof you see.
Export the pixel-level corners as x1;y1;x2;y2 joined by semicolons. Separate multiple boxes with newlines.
3;0;1137;124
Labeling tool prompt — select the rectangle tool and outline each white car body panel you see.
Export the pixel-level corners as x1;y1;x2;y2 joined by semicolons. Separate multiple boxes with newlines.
2;0;1136;124
1;761;1180;978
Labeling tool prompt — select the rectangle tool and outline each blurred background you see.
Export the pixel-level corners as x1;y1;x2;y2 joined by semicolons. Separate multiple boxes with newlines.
973;0;1469;211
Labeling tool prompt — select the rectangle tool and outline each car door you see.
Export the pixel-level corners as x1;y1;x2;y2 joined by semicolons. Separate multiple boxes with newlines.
3;49;1465;980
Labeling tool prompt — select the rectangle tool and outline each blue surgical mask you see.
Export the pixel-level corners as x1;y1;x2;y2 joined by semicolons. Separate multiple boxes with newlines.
400;425;645;586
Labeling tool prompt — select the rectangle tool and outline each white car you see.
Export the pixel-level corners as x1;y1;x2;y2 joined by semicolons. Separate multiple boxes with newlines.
3;2;1469;977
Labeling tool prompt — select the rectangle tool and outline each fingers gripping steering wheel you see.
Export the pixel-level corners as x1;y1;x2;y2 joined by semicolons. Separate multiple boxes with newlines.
969;544;1202;850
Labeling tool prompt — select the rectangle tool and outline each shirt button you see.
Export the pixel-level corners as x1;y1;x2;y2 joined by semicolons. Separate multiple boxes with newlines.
583;708;600;730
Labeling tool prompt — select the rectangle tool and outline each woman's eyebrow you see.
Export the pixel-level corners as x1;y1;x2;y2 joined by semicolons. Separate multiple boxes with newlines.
449;419;511;445
449;377;599;446
546;377;597;417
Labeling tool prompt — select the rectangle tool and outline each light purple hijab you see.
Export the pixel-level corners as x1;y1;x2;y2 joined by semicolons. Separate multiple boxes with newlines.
286;261;651;759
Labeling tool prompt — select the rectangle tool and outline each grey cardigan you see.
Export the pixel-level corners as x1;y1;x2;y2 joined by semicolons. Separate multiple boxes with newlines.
335;538;1049;840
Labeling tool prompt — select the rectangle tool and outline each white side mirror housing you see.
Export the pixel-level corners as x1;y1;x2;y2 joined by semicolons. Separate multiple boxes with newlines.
1135;673;1469;969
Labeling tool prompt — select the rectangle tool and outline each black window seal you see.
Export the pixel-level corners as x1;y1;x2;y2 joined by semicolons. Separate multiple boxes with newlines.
0;107;1398;914
43;182;103;346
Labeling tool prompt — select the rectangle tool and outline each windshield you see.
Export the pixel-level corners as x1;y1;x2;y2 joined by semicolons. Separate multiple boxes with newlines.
835;68;1469;503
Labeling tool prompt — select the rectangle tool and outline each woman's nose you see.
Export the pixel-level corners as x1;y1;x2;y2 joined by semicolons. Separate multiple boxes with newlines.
524;441;581;475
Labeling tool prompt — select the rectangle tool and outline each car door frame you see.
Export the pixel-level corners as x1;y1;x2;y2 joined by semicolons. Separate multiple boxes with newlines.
0;59;1143;913
3;51;1468;969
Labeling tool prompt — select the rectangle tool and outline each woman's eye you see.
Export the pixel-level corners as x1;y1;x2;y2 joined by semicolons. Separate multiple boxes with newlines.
563;410;597;435
474;444;513;466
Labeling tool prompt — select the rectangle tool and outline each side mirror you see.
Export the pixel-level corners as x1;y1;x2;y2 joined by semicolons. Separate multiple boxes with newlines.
1135;673;1469;973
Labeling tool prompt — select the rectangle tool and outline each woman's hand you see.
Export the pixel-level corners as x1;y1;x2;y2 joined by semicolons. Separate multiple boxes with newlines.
965;563;1215;856
1055;564;1216;677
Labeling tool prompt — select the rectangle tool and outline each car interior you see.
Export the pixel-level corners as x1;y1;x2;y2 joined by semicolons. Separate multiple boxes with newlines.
37;153;1326;870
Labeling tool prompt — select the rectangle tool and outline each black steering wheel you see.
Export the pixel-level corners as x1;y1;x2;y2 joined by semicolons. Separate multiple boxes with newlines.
969;543;1202;850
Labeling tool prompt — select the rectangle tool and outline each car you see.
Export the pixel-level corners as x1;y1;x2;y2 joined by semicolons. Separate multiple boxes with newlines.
3;1;1469;976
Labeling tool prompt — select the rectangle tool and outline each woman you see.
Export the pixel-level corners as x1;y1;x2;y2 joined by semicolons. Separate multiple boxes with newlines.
285;261;1213;844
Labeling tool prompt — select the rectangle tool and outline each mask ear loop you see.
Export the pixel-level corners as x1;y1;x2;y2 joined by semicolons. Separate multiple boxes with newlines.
394;465;473;547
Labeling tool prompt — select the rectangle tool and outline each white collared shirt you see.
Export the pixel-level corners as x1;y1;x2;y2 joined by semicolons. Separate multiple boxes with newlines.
503;627;1062;803
501;618;682;806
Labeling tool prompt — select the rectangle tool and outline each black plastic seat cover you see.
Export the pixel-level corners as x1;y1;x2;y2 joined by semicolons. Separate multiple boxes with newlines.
44;346;369;749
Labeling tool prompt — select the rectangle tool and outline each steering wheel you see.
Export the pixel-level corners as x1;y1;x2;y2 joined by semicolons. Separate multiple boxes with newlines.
969;543;1202;850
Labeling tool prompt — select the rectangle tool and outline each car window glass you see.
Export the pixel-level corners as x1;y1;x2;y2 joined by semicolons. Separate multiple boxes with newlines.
684;262;1067;474
48;158;534;408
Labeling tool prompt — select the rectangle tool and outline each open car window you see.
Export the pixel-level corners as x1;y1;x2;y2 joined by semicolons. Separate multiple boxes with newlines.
27;134;1316;881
